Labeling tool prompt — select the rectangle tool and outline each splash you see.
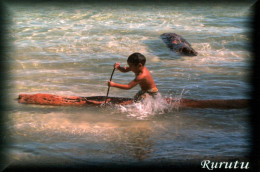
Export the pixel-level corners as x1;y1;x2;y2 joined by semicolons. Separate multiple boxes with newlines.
115;89;191;119
170;89;190;110
116;93;173;119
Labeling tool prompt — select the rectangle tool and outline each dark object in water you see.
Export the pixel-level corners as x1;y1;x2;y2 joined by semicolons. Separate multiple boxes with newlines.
160;33;198;56
18;93;249;109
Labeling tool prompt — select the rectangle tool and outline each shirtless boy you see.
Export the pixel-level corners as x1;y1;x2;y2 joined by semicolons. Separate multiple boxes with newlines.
108;53;158;101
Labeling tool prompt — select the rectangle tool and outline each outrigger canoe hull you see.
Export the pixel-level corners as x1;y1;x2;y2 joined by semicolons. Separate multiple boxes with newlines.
18;93;250;109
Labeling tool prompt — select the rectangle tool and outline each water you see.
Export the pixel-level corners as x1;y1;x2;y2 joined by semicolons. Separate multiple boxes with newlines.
3;1;253;167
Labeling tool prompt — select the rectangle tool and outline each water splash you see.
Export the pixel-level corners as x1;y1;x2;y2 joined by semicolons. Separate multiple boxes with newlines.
170;89;190;110
116;93;172;119
115;89;191;119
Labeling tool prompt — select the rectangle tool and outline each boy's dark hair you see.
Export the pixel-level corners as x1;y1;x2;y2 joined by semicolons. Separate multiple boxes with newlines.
127;53;146;66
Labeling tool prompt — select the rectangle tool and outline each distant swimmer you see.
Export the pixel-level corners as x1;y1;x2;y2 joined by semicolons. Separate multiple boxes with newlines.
160;33;198;56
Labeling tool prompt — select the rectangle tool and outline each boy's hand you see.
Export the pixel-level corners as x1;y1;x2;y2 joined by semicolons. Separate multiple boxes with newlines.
108;81;115;87
114;62;120;69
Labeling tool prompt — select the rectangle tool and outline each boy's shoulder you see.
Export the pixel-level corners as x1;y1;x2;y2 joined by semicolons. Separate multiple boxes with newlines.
135;71;145;80
143;66;151;74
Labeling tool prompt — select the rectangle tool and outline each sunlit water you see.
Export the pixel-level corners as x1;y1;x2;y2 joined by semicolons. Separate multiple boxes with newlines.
3;1;253;167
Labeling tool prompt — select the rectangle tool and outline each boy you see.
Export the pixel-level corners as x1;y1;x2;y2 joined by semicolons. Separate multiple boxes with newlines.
108;53;158;102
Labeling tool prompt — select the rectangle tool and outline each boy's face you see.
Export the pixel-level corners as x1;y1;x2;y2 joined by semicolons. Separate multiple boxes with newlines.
127;62;142;73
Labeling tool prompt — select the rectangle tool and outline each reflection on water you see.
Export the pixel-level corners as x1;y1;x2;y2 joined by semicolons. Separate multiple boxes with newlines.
6;103;250;165
109;123;153;161
7;109;156;164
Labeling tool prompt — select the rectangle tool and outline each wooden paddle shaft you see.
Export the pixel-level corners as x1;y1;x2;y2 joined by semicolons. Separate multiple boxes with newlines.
105;68;115;104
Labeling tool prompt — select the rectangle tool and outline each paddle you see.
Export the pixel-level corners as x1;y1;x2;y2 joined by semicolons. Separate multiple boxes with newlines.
104;68;116;105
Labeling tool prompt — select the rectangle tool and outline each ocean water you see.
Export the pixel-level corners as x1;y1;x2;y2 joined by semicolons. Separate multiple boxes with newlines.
2;1;253;167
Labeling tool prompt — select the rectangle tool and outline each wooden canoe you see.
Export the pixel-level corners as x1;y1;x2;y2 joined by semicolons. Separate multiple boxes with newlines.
18;93;250;109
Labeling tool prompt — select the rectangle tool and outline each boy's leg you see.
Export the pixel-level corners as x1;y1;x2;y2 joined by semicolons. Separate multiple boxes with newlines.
134;90;147;102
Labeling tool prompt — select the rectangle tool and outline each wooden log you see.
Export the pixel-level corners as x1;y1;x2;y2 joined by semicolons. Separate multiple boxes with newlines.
18;93;250;109
18;93;134;106
160;33;198;56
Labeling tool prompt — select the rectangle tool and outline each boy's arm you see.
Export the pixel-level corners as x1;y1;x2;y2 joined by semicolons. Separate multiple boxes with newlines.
108;76;142;90
114;62;131;73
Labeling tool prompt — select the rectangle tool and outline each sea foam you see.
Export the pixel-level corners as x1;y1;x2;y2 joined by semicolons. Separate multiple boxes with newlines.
116;93;173;120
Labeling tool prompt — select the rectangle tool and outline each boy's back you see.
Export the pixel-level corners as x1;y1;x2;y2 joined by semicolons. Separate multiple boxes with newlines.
135;66;156;91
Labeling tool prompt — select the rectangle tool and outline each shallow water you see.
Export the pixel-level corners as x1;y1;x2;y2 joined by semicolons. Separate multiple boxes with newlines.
3;1;253;167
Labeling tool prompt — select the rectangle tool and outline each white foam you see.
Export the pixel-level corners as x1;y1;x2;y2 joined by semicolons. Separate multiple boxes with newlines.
116;93;173;120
